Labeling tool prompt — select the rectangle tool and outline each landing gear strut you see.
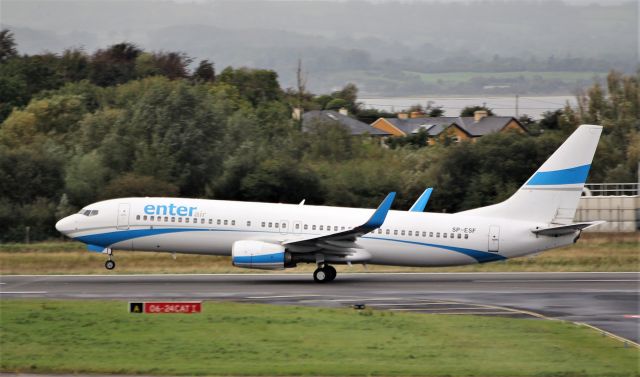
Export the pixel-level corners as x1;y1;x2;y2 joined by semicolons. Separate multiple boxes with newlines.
104;249;115;270
313;264;337;283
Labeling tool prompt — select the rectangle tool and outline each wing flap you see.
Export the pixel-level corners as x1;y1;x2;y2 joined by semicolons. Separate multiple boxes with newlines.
283;192;396;250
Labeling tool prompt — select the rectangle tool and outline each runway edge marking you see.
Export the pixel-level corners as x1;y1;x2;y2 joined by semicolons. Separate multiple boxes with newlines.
474;302;640;349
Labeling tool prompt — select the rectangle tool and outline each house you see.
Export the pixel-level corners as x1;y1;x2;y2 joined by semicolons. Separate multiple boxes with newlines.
371;111;527;144
301;109;390;136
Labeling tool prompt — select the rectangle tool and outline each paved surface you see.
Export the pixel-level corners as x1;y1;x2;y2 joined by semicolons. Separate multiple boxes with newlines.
1;272;638;343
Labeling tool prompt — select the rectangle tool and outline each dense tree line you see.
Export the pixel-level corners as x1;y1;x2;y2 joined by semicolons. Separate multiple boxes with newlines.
0;32;637;242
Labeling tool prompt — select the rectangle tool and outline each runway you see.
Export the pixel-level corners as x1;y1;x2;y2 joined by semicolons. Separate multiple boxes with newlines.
1;272;638;343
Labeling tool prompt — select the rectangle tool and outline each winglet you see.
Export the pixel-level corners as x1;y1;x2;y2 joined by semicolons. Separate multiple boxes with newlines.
362;192;396;229
409;187;433;212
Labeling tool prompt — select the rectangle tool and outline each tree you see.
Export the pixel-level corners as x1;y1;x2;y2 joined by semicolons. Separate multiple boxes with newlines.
460;105;495;117
100;173;179;199
0;29;18;62
89;42;142;86
427;106;445;117
193;59;215;82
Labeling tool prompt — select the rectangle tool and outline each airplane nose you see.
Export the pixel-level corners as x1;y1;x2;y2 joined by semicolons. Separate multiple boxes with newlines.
55;216;76;235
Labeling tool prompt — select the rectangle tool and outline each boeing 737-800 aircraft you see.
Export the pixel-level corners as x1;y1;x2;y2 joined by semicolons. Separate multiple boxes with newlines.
56;125;604;282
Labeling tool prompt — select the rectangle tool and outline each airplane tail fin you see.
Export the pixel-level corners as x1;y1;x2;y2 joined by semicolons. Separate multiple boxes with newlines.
461;125;603;224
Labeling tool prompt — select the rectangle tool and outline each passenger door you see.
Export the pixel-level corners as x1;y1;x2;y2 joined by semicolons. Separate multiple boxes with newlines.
117;203;130;230
488;225;500;252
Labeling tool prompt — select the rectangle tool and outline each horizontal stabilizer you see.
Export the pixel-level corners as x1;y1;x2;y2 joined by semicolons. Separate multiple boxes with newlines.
531;221;605;236
409;187;433;212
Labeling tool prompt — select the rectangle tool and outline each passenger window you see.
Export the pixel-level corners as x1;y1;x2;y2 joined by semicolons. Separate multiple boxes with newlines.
143;215;148;220
151;216;155;221
282;222;286;228
408;231;412;236
394;230;398;235
295;224;300;229
136;215;141;220
311;225;316;230
268;222;272;228
164;217;168;222
429;232;433;237
261;222;265;227
422;231;426;237
247;221;251;227
232;220;236;226
217;219;221;225
158;217;161;222
201;218;205;224
224;220;228;225
443;233;447;238
304;224;308;230
186;218;190;223
319;225;323;231
341;226;345;230
275;223;279;228
386;229;390;235
464;234;469;239
401;230;405;236
178;218;182;223
378;229;382;234
457;233;462;239
436;232;440;238
209;219;213;224
450;233;454;238
171;217;175;222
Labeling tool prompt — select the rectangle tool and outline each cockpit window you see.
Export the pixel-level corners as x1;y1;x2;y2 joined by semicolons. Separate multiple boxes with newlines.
78;209;99;216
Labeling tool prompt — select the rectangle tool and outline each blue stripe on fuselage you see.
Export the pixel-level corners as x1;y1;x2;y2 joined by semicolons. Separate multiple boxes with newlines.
75;228;505;263
526;164;591;186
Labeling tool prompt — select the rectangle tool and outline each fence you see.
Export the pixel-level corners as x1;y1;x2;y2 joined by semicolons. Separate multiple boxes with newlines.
576;183;639;232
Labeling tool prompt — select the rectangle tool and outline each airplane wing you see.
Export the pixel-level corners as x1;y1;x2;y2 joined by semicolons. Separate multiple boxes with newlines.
531;221;605;236
283;192;396;254
408;187;433;212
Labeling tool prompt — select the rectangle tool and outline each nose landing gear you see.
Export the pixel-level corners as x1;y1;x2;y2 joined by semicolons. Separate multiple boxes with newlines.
313;264;337;283
104;249;115;270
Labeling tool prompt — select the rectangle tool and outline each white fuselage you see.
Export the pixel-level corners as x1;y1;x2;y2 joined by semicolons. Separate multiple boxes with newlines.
56;197;576;267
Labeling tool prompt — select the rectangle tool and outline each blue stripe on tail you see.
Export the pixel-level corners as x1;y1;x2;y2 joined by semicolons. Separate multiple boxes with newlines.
526;164;591;185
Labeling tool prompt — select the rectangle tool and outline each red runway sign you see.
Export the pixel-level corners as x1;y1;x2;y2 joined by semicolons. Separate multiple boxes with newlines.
129;301;202;314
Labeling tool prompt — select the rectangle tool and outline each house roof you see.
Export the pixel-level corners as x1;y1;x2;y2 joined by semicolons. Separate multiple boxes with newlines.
381;116;524;137
452;116;522;136
302;110;389;136
383;117;459;136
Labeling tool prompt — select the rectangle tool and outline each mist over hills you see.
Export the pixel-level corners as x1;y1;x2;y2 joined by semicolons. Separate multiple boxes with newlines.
2;0;637;95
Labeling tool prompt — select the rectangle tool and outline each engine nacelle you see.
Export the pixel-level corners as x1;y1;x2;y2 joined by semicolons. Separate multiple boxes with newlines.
232;240;291;270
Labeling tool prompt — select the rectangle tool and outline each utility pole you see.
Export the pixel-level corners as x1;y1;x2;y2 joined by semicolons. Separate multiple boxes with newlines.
515;94;519;117
296;58;307;111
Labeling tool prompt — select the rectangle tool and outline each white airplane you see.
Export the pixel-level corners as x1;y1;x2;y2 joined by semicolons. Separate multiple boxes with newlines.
56;125;604;283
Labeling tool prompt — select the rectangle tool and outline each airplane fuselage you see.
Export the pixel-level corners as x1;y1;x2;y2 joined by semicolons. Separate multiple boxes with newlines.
57;197;576;267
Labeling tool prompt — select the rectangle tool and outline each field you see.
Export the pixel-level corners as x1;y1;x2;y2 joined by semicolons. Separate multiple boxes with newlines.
0;233;637;275
1;300;638;376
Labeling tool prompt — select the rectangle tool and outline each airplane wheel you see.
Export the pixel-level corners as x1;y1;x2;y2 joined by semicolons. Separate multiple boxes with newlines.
324;265;337;281
105;260;116;270
313;267;328;283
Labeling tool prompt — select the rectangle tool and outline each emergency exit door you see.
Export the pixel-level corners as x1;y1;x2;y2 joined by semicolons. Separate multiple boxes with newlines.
488;225;500;252
117;203;130;230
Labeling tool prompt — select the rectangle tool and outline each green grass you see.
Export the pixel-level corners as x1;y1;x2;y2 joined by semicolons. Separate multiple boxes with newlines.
1;233;637;274
1;300;638;376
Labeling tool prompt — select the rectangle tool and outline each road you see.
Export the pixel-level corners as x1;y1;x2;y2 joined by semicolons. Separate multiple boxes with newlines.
1;272;638;343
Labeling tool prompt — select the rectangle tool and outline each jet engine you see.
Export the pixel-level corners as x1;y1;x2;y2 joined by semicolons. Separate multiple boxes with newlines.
231;240;293;270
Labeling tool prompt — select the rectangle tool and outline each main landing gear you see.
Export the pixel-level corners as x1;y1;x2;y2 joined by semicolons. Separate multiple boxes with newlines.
104;249;115;270
313;264;337;283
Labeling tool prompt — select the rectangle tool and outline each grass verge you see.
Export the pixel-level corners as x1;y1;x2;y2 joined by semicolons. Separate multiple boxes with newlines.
0;233;638;274
1;300;638;376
